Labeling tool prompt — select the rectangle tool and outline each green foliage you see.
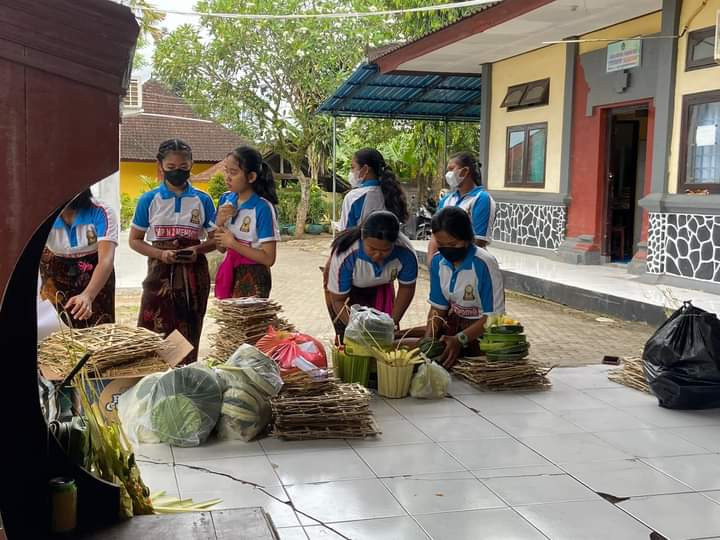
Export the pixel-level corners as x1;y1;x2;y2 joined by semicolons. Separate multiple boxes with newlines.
139;175;159;193
120;193;136;231
207;173;227;206
276;183;332;225
152;0;482;228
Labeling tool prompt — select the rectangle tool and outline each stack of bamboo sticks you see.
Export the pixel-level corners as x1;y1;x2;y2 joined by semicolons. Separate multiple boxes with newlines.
453;356;553;391
608;356;651;393
211;298;294;362
271;373;380;440
38;324;167;378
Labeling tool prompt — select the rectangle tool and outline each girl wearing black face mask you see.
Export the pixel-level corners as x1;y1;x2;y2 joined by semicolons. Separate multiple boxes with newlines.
128;139;218;364
426;207;506;368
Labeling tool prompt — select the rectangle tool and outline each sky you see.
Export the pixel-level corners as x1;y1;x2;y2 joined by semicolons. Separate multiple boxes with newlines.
134;0;198;81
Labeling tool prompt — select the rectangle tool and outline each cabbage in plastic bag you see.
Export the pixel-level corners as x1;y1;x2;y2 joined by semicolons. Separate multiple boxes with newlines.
118;367;223;447
214;344;283;442
410;361;450;399
345;305;395;353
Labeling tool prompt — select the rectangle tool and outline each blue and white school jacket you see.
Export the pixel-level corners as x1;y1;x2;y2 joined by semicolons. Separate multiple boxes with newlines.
327;234;418;295
216;192;280;248
337;179;385;231
131;182;216;242
429;245;505;319
46;198;118;257
438;186;496;243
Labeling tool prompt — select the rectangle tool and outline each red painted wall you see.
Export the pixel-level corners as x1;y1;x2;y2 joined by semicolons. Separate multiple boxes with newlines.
567;59;605;251
567;58;654;253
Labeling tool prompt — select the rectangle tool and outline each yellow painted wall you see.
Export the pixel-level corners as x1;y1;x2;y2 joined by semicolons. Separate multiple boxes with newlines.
120;160;213;198
667;0;720;193
488;44;566;193
579;12;662;55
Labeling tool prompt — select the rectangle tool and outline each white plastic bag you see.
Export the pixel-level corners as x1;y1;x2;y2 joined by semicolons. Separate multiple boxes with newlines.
345;305;395;352
410;361;450;399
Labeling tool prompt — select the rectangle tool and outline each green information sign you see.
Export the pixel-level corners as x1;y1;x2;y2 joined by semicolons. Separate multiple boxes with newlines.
606;39;642;72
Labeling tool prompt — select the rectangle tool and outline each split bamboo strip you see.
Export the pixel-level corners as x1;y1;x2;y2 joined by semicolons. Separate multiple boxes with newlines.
608;356;651;393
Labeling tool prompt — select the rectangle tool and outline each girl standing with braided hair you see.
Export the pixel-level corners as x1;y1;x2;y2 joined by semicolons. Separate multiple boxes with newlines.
129;138;217;364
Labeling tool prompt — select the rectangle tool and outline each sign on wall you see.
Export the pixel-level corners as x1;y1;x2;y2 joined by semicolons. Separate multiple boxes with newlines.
606;39;642;72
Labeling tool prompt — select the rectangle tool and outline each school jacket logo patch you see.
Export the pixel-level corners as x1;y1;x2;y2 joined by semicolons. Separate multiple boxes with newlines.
190;209;201;225
240;216;252;233
463;285;475;301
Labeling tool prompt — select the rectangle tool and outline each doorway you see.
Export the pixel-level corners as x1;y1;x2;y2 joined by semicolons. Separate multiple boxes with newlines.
604;106;649;262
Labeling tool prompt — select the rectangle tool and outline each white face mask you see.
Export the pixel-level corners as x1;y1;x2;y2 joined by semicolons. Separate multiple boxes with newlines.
445;170;461;189
348;170;362;188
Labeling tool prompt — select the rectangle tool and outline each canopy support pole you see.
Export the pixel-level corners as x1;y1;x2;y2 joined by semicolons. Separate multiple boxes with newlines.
444;119;449;169
332;115;337;239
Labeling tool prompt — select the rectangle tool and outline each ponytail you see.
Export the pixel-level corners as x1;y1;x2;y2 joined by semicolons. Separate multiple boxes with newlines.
450;151;482;186
228;146;278;205
379;166;409;223
354;147;409;223
331;228;362;255
257;161;279;205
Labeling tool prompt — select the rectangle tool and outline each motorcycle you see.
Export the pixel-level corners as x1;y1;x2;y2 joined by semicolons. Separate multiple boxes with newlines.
414;197;436;240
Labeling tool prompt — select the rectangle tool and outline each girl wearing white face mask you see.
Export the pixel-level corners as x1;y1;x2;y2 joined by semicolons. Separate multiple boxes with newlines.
337;148;408;231
426;151;496;265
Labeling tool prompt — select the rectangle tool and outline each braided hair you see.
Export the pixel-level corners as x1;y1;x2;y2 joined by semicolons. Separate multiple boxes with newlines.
354;148;409;223
450;151;482;186
156;138;193;162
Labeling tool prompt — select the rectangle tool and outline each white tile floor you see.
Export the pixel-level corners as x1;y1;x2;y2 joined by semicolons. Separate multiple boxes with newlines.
136;365;720;540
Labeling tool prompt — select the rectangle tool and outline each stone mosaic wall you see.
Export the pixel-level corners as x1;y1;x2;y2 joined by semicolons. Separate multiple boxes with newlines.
647;212;720;283
492;202;567;250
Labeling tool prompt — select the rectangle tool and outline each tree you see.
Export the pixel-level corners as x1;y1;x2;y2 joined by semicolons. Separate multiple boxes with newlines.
153;1;482;232
154;0;382;236
120;0;165;72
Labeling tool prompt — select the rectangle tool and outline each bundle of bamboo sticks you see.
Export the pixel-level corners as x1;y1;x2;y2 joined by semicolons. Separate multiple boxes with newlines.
608;356;650;393
271;373;380;440
453;356;553;391
38;324;167;378
211;298;294;362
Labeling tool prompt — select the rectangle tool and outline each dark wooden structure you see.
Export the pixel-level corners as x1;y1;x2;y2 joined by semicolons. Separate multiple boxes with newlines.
0;1;138;537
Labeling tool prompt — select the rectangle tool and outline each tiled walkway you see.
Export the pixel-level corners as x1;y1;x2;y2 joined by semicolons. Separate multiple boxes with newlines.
135;365;720;540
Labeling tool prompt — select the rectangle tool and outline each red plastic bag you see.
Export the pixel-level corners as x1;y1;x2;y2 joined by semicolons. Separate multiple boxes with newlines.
256;327;327;374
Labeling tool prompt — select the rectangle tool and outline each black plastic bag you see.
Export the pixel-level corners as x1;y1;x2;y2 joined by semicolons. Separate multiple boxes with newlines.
643;301;720;409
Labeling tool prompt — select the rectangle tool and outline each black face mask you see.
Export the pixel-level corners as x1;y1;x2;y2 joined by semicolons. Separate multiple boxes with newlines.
438;245;469;263
164;169;190;187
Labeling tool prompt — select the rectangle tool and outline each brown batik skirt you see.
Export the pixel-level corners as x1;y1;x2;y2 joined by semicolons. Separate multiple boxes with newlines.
230;264;272;299
39;248;115;327
137;239;210;364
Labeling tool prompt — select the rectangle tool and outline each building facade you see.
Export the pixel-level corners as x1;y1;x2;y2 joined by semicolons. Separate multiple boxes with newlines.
371;0;720;291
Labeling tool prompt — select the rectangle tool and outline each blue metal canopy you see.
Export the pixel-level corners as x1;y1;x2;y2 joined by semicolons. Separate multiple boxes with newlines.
317;63;482;123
